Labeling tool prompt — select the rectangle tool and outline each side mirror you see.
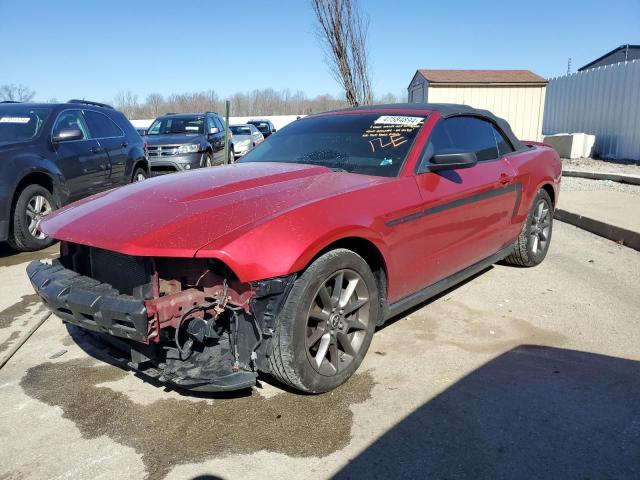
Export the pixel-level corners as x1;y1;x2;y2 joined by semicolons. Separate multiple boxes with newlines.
52;128;83;143
423;150;477;172
271;128;276;133
209;127;219;134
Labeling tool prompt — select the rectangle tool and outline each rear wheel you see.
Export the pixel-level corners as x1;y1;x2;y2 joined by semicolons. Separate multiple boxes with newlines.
505;189;553;267
132;167;147;182
269;249;378;393
8;184;56;251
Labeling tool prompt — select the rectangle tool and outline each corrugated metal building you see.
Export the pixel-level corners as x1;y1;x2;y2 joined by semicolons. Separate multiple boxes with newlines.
544;59;640;161
578;44;640;71
407;69;547;140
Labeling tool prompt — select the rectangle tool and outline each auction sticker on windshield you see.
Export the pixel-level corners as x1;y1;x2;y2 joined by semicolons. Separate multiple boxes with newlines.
0;117;31;123
374;115;424;126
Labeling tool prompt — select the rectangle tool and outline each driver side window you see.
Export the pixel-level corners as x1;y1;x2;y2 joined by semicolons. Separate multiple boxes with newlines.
421;116;499;170
53;110;90;140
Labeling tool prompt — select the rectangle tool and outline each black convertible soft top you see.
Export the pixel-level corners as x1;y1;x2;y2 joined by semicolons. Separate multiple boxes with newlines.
330;103;527;152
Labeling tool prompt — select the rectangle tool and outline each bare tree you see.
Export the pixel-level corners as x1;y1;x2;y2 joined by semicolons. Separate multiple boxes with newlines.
145;93;164;117
310;0;372;106
114;91;139;118
0;84;36;102
114;88;413;119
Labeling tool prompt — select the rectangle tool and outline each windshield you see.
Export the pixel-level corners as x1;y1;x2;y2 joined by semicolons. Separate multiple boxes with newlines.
249;121;270;133
230;125;252;135
0;106;52;142
240;113;427;177
147;116;204;135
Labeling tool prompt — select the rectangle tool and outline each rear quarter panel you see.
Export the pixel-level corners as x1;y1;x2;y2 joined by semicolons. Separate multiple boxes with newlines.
506;145;562;229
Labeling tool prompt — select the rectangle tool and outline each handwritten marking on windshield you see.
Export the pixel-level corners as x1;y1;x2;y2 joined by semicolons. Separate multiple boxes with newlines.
368;135;408;152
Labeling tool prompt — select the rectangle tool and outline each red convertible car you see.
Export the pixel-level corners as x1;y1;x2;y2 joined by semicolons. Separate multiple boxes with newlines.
27;104;561;393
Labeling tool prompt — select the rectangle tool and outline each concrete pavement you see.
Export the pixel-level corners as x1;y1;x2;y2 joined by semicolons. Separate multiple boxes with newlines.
557;189;640;251
1;222;640;479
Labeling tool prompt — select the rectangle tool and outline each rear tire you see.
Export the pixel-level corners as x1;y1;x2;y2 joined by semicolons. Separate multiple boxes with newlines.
269;249;378;393
8;184;56;252
504;189;553;267
132;167;147;182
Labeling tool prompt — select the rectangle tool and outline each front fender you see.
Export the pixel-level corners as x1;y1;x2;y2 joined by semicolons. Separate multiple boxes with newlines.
196;222;391;283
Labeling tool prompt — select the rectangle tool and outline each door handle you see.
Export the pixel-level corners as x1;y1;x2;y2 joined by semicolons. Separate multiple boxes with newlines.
499;173;512;185
121;142;128;148
90;146;102;154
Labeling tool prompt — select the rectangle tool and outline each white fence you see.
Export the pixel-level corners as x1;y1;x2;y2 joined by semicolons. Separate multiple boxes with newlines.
130;115;303;131
543;59;640;160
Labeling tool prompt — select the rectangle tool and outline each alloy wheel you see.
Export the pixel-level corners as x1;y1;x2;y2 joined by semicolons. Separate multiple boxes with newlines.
530;199;551;255
25;195;52;239
305;269;370;376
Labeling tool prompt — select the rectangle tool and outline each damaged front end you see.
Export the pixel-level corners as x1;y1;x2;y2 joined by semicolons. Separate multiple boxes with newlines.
27;243;295;392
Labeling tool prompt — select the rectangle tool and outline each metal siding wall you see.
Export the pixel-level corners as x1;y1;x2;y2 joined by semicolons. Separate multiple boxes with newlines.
426;85;545;141
543;60;640;160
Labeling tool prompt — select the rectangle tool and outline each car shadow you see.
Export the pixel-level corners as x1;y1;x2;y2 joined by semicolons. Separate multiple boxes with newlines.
379;266;493;331
334;345;640;479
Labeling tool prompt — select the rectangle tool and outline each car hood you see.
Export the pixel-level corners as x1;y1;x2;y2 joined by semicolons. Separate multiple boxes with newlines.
41;162;384;257
145;133;204;146
232;134;252;142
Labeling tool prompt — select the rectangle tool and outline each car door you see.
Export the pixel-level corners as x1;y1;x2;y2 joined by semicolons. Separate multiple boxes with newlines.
51;109;110;201
252;125;263;146
210;116;226;163
412;115;519;284
83;110;129;186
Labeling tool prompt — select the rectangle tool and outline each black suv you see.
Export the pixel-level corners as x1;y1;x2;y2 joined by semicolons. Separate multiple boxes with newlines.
0;100;148;251
144;112;233;174
247;119;276;139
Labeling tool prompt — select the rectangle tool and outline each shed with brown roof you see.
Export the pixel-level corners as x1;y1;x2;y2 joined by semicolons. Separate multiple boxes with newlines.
408;69;547;140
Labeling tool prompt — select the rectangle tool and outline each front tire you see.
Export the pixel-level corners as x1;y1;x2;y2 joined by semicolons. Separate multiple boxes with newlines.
504;189;553;267
204;151;213;168
269;249;378;393
8;184;56;252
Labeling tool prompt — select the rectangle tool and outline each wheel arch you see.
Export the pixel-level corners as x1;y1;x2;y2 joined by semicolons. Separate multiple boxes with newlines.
540;182;556;207
132;158;149;177
12;171;59;212
301;236;390;319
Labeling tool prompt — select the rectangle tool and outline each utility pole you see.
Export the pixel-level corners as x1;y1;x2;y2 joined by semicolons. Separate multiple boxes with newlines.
567;57;572;75
223;100;230;164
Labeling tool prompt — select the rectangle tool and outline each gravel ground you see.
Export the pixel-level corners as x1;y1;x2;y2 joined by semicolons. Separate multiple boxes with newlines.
562;157;640;175
561;176;640;196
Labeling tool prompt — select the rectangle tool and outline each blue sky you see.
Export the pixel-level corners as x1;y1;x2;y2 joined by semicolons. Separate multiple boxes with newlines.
1;0;638;102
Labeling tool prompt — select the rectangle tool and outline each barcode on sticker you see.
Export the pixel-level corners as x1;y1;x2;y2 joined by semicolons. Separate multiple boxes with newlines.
0;117;31;124
374;116;423;126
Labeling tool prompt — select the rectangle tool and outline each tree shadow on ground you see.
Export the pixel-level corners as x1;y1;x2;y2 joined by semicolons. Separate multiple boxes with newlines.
335;345;640;480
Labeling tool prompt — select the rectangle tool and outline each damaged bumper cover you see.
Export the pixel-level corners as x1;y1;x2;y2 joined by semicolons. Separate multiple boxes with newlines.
27;260;149;342
27;259;295;392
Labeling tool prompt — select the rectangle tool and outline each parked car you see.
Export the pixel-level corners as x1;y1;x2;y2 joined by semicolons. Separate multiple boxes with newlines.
145;112;233;174
27;104;561;394
247;119;276;138
0;99;148;251
229;124;263;158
